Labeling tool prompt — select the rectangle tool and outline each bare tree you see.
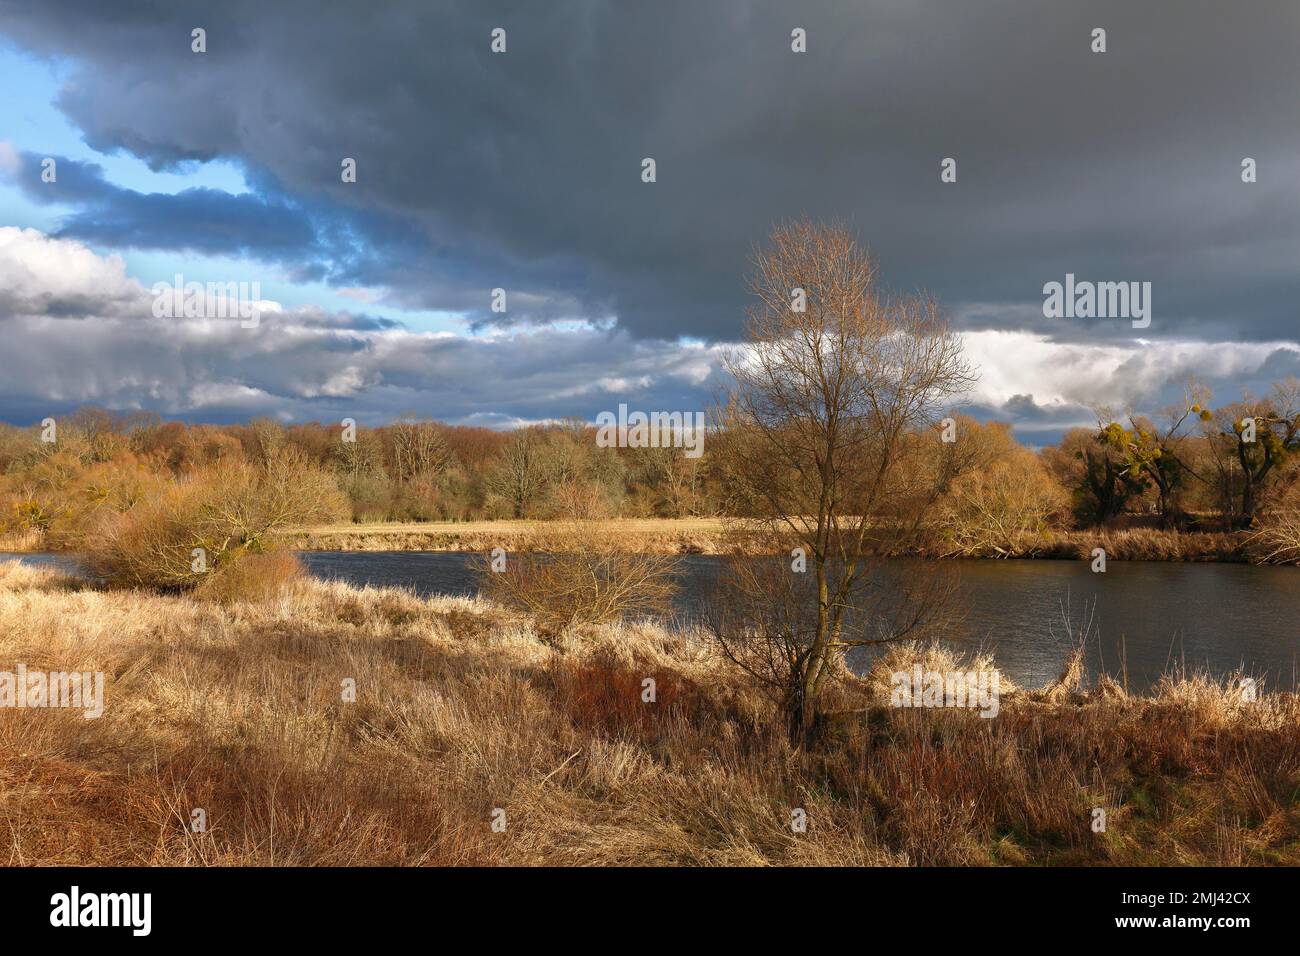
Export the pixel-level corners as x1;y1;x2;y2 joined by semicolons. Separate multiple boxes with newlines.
332;428;387;484
388;418;450;484
484;427;550;519
628;445;708;517
935;441;1065;556
709;219;973;743
247;417;287;466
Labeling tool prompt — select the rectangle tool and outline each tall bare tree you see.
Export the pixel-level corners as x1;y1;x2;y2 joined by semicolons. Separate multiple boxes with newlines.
388;418;450;484
710;219;973;743
484;427;550;519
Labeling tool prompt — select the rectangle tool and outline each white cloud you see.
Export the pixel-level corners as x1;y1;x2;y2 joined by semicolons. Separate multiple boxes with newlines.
2;229;1296;433
0;141;20;178
960;329;1300;413
0;226;144;317
0;228;729;424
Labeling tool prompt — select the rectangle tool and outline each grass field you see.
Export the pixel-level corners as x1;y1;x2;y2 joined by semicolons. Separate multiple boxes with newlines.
2;558;1297;866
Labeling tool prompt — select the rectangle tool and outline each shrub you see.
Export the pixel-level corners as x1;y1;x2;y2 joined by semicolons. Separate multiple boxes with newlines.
83;447;347;590
1245;484;1300;564
193;549;306;604
936;449;1067;556
475;521;678;640
546;654;705;741
82;478;217;588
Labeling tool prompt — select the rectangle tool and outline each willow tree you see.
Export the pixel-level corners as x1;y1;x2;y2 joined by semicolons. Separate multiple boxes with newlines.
710;219;974;744
1204;380;1300;528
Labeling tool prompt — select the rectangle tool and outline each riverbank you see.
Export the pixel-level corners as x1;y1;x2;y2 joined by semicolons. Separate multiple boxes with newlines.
955;527;1251;562
1;518;1264;564
0;529;43;553
2;559;1295;866
281;517;738;555
283;519;1255;562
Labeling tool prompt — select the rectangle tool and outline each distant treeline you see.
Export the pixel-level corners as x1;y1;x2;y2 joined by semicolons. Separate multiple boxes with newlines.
0;409;716;539
1;381;1297;551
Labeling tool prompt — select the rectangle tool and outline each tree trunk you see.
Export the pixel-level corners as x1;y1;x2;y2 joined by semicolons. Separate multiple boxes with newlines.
1239;479;1255;529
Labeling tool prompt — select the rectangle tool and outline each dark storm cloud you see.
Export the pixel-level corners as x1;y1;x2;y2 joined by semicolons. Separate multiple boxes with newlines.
4;148;593;325
1;0;1296;343
11;151;318;257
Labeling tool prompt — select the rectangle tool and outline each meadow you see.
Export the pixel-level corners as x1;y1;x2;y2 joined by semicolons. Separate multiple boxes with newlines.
3;559;1296;867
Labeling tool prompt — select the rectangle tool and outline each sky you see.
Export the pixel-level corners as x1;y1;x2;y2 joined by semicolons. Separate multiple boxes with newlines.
0;0;1297;441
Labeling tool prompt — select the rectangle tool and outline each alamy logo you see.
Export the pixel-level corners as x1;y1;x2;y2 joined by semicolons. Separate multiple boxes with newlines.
50;886;151;936
0;666;103;718
151;273;263;328
890;665;1001;718
595;404;706;458
1042;273;1151;329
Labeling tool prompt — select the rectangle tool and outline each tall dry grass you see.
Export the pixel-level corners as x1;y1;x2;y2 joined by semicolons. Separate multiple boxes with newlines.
0;528;45;552
285;517;734;555
1246;504;1300;565
946;526;1250;562
285;518;1263;567
1;559;1296;866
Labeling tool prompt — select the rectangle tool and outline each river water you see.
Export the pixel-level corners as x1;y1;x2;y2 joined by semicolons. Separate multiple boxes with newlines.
7;551;1298;693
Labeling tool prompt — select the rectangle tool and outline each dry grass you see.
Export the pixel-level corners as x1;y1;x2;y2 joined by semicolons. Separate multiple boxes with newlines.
192;550;307;605
284;517;736;555
282;518;1259;565
0;528;45;552
1;560;1296;866
959;527;1249;562
1247;511;1300;565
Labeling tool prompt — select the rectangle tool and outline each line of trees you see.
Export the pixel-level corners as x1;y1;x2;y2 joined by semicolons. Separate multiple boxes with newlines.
2;383;1297;553
1043;381;1300;530
0;409;722;544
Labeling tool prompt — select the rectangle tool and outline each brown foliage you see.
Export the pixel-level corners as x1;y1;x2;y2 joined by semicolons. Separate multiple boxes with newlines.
193;549;307;604
82;448;348;590
546;654;710;744
936;444;1067;556
476;521;679;640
